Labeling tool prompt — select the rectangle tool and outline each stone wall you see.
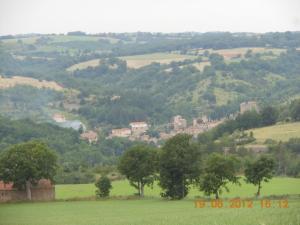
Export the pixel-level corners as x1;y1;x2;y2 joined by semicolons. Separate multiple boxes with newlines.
0;186;55;202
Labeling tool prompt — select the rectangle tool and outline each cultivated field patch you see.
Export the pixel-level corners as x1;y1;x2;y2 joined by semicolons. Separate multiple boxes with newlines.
66;59;101;72
0;75;64;91
120;53;197;69
248;122;300;143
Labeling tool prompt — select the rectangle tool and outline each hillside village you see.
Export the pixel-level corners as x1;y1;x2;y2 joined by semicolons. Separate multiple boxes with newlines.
52;101;259;144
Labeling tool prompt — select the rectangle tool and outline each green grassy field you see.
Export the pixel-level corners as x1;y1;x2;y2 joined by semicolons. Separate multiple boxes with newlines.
1;177;299;225
56;177;300;200
248;122;300;143
0;198;299;225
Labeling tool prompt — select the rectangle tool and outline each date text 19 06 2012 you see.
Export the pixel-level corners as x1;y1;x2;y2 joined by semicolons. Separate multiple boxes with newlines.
194;199;288;209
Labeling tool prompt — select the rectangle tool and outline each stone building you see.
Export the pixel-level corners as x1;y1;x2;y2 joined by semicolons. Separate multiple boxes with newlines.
240;101;259;114
52;113;66;123
80;130;98;144
129;122;149;135
111;128;132;138
0;179;55;202
172;115;187;131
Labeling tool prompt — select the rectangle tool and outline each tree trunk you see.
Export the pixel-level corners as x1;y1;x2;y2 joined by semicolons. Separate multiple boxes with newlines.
256;182;261;197
140;184;144;197
25;180;32;200
182;178;185;199
215;191;219;199
137;181;141;196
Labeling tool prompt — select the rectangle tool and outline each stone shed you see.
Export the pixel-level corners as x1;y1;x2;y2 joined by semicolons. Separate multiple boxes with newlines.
0;179;55;202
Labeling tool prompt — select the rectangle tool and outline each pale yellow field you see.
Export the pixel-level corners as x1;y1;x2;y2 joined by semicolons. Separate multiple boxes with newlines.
67;59;101;72
120;53;197;69
248;122;300;143
67;53;197;71
0;76;64;91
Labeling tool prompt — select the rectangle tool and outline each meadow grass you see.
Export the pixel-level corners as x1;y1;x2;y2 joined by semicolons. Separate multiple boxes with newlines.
1;177;299;225
56;177;300;200
0;198;299;225
248;122;300;143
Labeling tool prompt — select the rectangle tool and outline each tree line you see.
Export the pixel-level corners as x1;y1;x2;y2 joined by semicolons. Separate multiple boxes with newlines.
116;134;276;199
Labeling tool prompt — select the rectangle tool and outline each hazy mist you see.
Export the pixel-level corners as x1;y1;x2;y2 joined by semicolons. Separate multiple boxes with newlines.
0;0;300;35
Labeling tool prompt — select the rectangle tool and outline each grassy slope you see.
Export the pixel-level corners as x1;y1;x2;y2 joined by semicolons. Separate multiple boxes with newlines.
56;177;300;200
0;199;299;225
248;122;300;144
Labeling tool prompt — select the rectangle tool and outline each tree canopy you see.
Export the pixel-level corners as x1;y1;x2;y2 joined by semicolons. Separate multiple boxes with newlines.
159;134;202;199
244;156;276;197
199;153;240;199
118;145;158;197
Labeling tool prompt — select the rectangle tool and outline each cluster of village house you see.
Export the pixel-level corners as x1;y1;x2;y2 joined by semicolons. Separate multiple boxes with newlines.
51;101;259;145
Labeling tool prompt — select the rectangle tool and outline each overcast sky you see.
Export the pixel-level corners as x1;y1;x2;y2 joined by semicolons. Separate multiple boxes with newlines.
0;0;299;35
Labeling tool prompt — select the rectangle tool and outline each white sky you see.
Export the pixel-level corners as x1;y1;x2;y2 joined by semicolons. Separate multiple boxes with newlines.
0;0;299;35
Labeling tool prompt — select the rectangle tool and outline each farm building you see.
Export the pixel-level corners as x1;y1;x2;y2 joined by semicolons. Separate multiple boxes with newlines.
172;115;187;131
111;128;132;138
80;130;98;144
129;122;149;135
52;113;66;123
0;179;55;202
240;101;259;114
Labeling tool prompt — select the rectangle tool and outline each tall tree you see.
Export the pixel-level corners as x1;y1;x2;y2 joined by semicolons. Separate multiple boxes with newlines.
261;106;278;126
199;153;240;199
159;134;202;199
118;145;157;197
0;141;57;200
244;156;275;197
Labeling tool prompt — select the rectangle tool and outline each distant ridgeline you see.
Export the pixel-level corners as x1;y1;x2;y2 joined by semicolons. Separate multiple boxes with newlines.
0;32;299;129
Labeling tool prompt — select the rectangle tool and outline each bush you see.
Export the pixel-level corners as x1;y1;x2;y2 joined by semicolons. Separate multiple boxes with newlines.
95;176;112;198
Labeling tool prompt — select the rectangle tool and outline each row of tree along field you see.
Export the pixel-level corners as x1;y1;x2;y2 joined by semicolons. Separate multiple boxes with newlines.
116;134;275;200
0;136;278;200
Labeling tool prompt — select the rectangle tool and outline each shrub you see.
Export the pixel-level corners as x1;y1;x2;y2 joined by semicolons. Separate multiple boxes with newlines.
95;176;112;198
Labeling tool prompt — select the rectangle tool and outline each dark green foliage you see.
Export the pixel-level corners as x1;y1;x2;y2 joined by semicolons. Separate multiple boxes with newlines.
159;134;202;199
290;99;300;121
199;154;240;199
261;106;278;126
118;145;158;197
245;156;275;197
95;176;112;198
0;116;139;184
